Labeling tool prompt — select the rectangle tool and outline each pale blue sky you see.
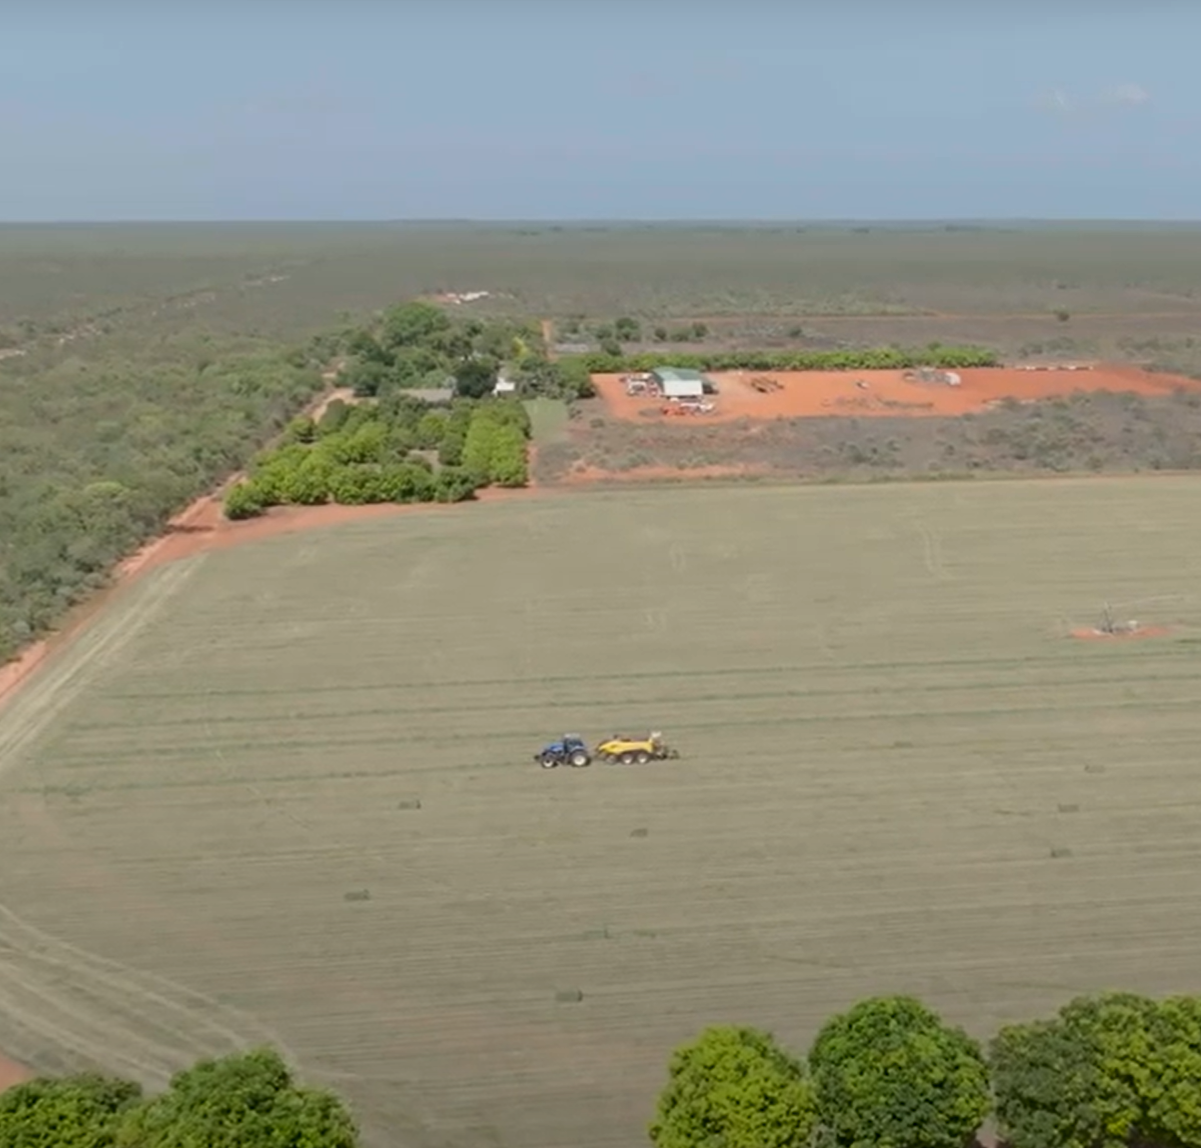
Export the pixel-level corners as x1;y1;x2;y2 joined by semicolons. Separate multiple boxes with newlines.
1;3;1196;221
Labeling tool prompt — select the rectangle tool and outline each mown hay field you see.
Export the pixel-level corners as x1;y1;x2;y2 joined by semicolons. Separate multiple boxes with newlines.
2;479;1201;1147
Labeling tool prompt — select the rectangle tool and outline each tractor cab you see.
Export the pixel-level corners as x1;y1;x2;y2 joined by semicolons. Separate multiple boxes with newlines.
535;734;592;769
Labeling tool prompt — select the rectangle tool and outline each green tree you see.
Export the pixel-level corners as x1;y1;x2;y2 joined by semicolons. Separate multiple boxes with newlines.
279;452;334;505
0;1073;142;1147
317;399;351;437
380;300;450;349
282;415;317;444
1147;995;1201;1148
343;359;389;398
434;467;479;502
991;992;1165;1148
810;996;989;1148
115;1048;357;1148
649;1025;816;1148
614;316;642;342
454;357;499;400
223;480;266;520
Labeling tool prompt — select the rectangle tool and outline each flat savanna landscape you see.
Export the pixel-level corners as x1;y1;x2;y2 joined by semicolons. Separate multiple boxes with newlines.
6;223;1201;1146
2;481;1201;1148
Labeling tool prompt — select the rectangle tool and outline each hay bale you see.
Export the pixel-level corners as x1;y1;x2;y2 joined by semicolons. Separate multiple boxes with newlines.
1049;847;1073;859
629;827;649;839
343;889;371;902
397;799;422;811
554;989;584;1003
1084;764;1106;774
1057;802;1080;814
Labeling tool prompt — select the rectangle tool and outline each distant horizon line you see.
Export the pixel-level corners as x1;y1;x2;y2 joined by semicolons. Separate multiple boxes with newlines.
2;217;1201;228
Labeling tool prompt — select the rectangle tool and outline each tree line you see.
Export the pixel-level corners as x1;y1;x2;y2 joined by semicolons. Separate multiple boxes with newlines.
652;991;1201;1148
575;344;1000;373
0;1047;358;1147
224;393;530;519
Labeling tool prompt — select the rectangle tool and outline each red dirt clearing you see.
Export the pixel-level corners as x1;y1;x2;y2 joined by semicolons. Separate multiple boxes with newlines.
594;364;1201;423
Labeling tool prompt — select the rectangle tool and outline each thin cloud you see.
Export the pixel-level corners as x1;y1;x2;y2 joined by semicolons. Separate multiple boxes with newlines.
1035;88;1075;115
1106;82;1150;106
1035;82;1151;117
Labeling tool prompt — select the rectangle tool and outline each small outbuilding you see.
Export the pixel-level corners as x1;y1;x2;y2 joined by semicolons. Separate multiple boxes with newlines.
651;367;711;399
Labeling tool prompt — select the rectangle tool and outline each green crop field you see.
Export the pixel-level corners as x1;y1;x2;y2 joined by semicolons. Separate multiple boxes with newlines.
1;478;1200;1146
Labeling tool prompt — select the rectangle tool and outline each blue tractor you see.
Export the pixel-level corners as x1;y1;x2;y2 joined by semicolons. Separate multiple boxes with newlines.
535;734;592;769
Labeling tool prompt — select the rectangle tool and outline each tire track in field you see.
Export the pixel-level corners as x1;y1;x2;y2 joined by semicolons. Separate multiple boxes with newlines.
0;904;300;1089
0;558;203;776
0;555;302;1086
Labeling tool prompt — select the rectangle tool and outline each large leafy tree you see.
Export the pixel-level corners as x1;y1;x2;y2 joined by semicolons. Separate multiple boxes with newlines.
0;1073;143;1148
114;1048;358;1148
380;301;450;350
990;991;1201;1148
809;996;989;1148
649;1024;817;1148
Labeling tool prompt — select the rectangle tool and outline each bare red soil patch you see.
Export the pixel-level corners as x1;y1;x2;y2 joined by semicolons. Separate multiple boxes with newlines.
0;1053;33;1092
594;365;1201;424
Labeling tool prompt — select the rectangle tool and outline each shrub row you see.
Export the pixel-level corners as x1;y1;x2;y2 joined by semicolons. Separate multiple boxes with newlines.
460;400;531;487
572;343;1000;374
653;991;1201;1148
224;395;530;518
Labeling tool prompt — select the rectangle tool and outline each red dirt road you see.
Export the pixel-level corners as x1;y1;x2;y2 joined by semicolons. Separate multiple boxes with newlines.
595;364;1201;423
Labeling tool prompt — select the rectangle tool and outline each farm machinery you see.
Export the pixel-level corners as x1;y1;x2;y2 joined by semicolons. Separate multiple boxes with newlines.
535;732;681;768
594;732;680;765
535;735;592;769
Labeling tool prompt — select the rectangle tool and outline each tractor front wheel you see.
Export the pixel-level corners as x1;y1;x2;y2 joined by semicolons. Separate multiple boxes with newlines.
540;755;559;769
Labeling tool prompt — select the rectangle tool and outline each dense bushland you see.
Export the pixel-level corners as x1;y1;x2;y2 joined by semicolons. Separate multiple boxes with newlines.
575;344;999;373
654;991;1201;1148
0;342;323;663
0;1047;358;1147
333;299;595;401
224;393;531;518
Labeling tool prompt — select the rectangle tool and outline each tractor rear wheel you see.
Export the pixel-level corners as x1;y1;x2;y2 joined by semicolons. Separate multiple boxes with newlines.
570;752;590;767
